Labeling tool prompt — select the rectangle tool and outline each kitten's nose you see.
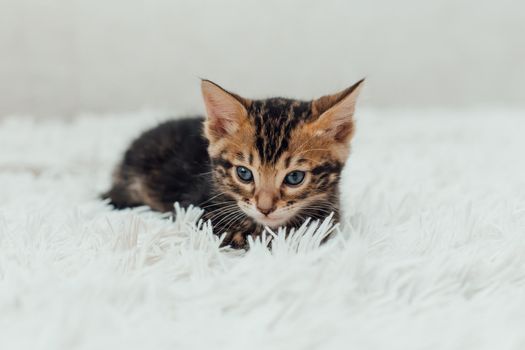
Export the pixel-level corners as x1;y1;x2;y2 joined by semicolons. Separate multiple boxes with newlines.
257;205;274;216
256;191;276;216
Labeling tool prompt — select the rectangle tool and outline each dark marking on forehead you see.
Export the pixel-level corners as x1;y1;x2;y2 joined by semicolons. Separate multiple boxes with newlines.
312;162;342;176
248;98;314;164
284;156;291;168
248;152;254;165
211;157;233;170
235;152;244;161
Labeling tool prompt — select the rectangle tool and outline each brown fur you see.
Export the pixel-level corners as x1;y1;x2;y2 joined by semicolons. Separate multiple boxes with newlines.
199;79;364;248
103;79;364;249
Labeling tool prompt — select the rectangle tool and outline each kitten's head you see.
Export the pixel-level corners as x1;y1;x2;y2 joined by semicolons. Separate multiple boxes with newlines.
201;79;364;228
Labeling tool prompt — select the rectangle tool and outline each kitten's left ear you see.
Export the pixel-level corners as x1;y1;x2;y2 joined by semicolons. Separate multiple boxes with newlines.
309;79;365;143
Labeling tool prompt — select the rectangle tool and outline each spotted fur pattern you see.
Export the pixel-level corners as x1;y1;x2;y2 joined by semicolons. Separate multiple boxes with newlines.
103;79;364;249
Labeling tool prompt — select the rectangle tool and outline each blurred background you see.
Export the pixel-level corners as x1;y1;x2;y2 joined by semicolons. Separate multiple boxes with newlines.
1;0;524;118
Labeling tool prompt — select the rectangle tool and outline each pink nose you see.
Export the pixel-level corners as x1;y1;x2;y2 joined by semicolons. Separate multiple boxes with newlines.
257;206;274;216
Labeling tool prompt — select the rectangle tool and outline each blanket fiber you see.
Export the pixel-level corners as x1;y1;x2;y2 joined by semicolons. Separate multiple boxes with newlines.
1;110;524;350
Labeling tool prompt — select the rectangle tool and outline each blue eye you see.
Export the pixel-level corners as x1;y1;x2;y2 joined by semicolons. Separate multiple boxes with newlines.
236;166;253;182
284;170;305;186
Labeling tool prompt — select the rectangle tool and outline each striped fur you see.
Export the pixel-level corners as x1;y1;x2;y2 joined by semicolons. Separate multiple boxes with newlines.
103;79;364;249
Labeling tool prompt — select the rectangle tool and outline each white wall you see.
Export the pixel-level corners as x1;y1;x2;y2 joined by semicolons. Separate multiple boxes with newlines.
1;0;524;117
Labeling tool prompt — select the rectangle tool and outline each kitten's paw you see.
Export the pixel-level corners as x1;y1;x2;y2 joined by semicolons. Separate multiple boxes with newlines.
221;231;247;250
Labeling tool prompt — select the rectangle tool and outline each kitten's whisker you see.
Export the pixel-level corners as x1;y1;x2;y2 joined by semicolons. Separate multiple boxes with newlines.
222;213;246;234
213;209;243;229
202;201;237;210
197;191;229;207
208;207;237;219
303;204;338;211
206;207;237;220
206;208;239;220
299;209;333;220
204;202;238;212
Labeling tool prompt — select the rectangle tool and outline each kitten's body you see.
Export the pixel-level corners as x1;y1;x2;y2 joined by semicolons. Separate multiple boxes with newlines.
105;118;212;212
104;80;363;248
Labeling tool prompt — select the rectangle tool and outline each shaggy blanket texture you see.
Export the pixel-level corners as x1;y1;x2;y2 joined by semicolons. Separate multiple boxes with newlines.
1;110;524;350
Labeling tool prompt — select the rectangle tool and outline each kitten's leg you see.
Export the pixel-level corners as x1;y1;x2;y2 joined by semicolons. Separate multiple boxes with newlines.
101;168;144;209
101;184;142;209
103;170;172;212
231;232;248;249
220;231;248;249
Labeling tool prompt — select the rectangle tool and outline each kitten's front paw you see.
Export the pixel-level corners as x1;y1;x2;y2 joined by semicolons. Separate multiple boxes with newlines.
222;231;248;250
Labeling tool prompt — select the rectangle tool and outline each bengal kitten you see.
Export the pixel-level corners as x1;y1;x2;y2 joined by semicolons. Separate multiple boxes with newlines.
103;79;364;248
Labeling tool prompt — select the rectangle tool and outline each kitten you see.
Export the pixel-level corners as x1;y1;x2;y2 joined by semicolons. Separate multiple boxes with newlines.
103;79;364;248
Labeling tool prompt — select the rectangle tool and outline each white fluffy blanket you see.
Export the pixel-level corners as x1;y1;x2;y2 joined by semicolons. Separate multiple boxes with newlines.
1;110;524;350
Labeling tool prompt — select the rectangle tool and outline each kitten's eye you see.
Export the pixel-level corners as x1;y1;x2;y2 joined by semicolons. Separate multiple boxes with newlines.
236;166;253;183
284;170;305;186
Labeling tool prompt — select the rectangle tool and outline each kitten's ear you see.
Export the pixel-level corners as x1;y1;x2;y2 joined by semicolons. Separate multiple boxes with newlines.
201;80;249;141
309;79;365;143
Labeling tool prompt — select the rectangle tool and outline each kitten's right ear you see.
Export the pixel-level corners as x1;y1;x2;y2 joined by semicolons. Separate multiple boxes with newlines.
201;80;249;141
